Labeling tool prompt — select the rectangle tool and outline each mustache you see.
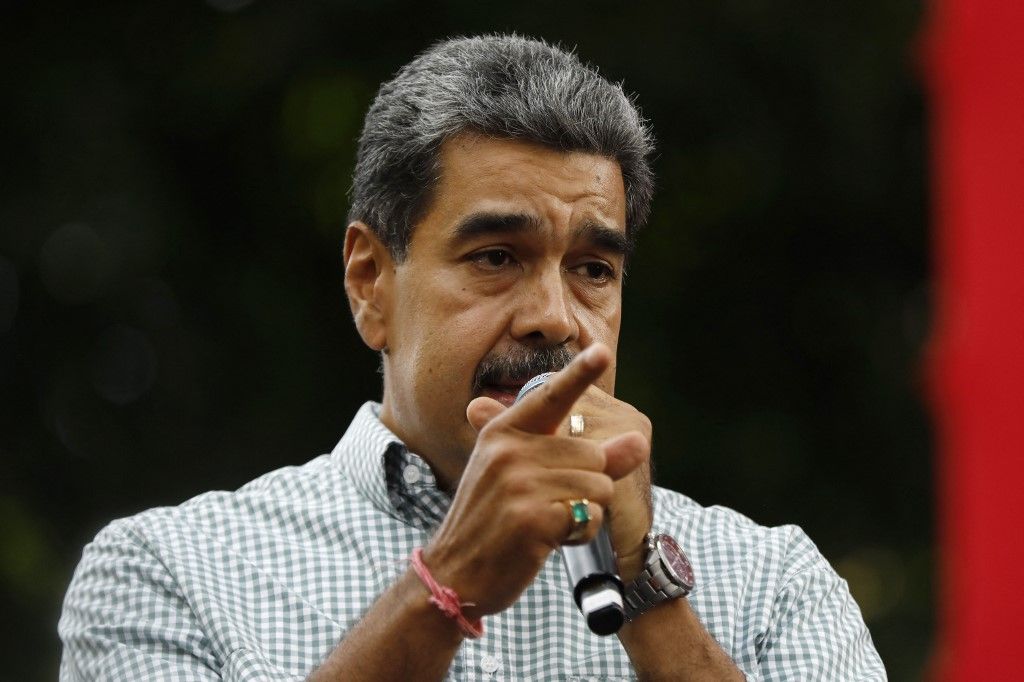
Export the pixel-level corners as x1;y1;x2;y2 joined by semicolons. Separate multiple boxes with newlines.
472;345;575;395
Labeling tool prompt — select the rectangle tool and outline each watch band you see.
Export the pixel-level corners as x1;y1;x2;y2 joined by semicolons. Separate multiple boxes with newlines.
623;534;692;621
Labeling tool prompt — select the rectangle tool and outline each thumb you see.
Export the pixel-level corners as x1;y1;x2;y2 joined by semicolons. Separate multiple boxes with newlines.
601;431;649;480
467;396;507;432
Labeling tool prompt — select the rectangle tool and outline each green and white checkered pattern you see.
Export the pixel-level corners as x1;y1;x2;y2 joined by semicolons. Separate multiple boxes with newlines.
59;402;886;680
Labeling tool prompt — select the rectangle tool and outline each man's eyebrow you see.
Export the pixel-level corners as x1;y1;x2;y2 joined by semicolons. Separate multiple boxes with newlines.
450;212;543;243
573;220;631;257
450;212;631;256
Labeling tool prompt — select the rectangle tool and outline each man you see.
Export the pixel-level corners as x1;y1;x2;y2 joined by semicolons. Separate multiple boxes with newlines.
60;35;885;680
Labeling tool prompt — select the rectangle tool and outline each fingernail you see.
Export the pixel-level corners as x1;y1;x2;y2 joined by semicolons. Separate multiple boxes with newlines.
580;345;602;368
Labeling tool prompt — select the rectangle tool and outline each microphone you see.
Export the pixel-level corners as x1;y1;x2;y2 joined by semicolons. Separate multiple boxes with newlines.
514;373;625;636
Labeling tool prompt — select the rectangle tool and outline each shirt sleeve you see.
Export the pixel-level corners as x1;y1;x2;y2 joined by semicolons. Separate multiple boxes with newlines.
58;520;222;682
756;533;887;681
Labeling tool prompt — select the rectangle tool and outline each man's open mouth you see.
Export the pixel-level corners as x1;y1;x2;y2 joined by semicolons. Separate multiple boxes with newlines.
479;377;530;407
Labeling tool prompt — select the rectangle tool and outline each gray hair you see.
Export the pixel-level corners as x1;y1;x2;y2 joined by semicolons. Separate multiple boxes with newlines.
348;34;655;259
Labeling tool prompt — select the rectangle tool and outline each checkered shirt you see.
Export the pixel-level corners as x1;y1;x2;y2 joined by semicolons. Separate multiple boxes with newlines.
59;402;886;680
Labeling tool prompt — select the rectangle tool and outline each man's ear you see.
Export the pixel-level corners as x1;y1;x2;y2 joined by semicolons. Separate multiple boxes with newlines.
343;221;394;352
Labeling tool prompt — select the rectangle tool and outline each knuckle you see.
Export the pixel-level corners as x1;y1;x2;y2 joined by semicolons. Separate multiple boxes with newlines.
506;501;542;535
502;469;536;497
637;411;652;434
486;438;519;468
478;419;508;442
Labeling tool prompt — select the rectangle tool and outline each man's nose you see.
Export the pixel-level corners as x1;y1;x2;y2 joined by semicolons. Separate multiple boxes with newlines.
510;266;578;346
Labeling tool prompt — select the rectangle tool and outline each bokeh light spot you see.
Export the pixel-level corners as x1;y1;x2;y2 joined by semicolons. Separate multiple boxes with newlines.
837;546;907;623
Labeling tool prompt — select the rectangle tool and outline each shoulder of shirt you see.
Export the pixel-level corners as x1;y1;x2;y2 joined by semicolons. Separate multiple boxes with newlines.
651;485;835;585
91;453;344;549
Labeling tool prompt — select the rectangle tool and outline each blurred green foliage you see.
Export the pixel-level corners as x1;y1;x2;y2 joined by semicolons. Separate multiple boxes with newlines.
0;1;930;679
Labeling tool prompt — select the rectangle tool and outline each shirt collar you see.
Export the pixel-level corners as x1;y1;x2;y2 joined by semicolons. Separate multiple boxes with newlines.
331;402;450;528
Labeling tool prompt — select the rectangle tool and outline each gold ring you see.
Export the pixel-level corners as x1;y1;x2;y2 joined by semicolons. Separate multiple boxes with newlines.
566;498;590;543
569;414;585;438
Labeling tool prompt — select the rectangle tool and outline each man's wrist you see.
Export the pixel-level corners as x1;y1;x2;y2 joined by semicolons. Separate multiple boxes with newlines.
621;533;696;623
616;543;647;584
311;568;466;681
397;569;470;644
618;598;745;681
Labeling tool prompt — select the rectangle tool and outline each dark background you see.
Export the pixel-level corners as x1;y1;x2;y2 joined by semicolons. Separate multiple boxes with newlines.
0;1;931;679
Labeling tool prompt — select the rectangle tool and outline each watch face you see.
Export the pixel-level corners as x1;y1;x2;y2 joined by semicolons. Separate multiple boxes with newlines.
656;534;695;591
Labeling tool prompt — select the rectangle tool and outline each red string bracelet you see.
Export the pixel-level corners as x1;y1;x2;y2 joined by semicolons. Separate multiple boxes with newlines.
409;548;484;639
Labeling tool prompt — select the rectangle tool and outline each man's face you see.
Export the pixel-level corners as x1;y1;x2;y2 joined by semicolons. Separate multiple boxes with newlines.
377;133;628;484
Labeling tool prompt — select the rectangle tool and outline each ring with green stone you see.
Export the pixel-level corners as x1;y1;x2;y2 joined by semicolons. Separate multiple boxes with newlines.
565;498;591;543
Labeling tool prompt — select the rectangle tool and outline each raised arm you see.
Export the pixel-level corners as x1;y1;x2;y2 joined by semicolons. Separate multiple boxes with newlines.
312;344;647;680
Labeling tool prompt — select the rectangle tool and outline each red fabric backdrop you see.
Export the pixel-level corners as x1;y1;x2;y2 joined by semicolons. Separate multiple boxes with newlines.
927;0;1024;677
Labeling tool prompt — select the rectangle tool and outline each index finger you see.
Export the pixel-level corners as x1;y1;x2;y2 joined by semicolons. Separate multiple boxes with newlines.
502;343;612;434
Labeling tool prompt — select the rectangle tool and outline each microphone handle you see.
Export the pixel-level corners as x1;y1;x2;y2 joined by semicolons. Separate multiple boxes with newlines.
560;527;625;636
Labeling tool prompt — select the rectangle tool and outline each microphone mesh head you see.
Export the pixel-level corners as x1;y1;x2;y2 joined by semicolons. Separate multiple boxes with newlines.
515;372;555;404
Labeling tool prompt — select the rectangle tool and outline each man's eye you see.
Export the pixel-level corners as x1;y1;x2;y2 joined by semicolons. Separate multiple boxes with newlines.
571;261;616;282
470;249;516;270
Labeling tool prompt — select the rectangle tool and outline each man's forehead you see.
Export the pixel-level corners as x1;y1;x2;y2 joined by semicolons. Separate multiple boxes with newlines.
427;133;628;233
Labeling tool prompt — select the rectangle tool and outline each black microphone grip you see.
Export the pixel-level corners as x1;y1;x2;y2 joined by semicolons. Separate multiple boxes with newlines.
514;373;626;636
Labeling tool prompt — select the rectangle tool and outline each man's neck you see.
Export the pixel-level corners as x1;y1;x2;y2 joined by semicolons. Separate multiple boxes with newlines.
377;403;468;494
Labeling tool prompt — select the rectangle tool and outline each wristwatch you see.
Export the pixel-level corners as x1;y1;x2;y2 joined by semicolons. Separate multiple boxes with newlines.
623;533;695;621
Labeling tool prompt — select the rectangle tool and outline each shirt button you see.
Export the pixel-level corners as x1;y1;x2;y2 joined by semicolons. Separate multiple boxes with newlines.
480;654;500;673
402;464;421;485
